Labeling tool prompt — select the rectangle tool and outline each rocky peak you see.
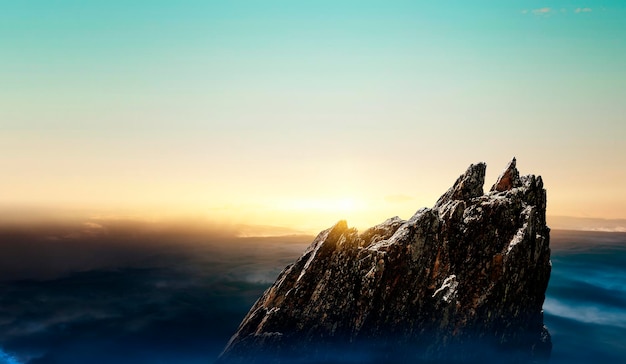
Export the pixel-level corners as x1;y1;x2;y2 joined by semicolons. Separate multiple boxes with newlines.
218;160;552;364
490;157;522;192
433;162;486;209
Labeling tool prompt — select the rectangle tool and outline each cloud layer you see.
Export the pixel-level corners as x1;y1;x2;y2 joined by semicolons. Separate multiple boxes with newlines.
523;7;594;16
0;220;311;363
0;224;625;363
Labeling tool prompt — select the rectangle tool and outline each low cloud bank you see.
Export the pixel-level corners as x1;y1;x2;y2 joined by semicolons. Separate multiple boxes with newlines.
1;220;625;363
549;216;626;233
0;219;311;363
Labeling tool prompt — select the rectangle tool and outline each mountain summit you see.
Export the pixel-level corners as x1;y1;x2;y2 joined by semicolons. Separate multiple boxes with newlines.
218;160;552;363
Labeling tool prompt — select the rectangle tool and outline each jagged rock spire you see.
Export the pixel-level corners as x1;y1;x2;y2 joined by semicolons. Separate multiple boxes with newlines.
490;157;522;192
433;162;486;209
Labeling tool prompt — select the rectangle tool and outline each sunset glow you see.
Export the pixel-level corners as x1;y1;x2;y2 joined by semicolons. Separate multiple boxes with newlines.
2;3;626;364
1;1;625;234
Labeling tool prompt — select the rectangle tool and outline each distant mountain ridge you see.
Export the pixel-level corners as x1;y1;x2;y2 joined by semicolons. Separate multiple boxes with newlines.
218;159;552;363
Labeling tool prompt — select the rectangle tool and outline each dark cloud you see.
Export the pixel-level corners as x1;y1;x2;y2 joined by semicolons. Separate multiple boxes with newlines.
0;226;625;363
0;268;269;364
545;230;626;363
0;219;308;281
0;219;311;363
545;313;626;363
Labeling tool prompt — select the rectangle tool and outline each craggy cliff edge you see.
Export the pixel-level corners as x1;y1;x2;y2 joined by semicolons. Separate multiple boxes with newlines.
218;159;552;363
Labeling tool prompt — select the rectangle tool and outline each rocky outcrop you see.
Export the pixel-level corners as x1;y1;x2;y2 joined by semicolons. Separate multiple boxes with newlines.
218;160;552;363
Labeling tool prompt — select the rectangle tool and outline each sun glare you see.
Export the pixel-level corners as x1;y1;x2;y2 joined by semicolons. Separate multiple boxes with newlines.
279;197;364;213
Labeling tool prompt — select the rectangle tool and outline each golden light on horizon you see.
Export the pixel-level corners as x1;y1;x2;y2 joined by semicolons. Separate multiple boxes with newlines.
276;197;364;213
2;131;626;235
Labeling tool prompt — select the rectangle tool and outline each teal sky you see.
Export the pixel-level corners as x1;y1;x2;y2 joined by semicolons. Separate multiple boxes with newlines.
1;1;625;231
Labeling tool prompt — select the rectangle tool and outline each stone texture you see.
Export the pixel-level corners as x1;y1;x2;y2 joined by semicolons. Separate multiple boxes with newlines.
218;160;552;363
490;157;522;192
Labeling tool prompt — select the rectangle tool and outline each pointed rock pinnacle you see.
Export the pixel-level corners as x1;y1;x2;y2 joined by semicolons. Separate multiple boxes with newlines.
433;162;486;209
490;157;522;192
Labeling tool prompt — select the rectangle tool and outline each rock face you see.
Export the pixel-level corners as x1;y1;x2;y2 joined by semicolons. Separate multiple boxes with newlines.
218;160;551;363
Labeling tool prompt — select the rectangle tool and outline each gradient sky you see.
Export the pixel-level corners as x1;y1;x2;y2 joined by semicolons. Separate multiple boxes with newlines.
1;1;625;233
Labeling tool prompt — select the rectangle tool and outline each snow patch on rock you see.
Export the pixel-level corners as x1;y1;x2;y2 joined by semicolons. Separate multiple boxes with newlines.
432;275;458;303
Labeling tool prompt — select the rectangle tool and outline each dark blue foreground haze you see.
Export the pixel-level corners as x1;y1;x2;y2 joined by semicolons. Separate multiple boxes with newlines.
543;230;626;363
0;228;624;363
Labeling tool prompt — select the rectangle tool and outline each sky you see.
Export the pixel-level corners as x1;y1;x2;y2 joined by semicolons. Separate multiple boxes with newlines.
1;1;625;233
